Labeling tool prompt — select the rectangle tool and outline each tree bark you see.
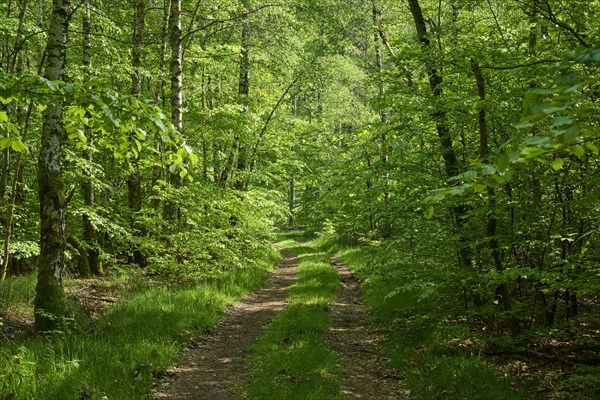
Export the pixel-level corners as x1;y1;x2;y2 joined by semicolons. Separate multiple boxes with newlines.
34;0;70;332
81;0;101;275
130;0;146;266
472;59;520;336
288;174;295;227
151;0;171;209
233;8;251;191
170;0;183;135
163;0;182;223
407;0;472;269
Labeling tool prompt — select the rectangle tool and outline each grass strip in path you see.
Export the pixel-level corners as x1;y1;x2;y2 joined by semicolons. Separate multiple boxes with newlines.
244;239;342;400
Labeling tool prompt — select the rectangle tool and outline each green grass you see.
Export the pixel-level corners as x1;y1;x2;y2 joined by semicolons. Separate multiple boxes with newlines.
0;248;280;400
244;238;342;400
321;239;521;400
0;273;37;315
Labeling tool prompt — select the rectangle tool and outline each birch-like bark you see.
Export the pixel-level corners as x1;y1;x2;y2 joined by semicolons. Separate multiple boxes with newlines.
163;0;182;222
34;0;70;332
151;0;171;208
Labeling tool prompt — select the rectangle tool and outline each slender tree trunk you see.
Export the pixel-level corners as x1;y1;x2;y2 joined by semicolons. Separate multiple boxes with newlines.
0;103;33;281
233;7;251;191
34;0;70;332
81;0;100;276
1;0;30;207
151;0;171;209
130;0;146;266
407;0;471;269
472;59;520;336
372;0;391;237
0;0;30;280
163;0;182;222
170;0;182;136
288;174;295;227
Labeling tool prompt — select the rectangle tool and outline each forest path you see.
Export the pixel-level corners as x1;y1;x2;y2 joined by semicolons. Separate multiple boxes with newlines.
153;250;299;400
327;257;406;399
153;246;405;399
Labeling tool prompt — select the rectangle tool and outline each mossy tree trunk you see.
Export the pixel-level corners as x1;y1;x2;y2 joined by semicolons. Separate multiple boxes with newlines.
34;0;70;332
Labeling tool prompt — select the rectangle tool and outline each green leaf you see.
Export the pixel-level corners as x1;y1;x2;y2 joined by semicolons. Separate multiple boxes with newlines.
497;153;509;171
0;138;11;149
189;153;199;164
474;183;486;192
424;205;434;220
9;140;27;152
514;121;535;129
585;142;599;154
177;147;187;158
0;111;7;123
524;136;551;146
570;144;585;158
551;158;564;171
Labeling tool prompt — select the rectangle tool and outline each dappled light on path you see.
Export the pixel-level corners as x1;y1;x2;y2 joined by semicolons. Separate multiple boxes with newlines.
153;252;299;400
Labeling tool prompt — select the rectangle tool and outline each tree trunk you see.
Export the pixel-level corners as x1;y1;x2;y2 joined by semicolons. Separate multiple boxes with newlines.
34;0;70;333
1;0;30;208
162;0;182;223
67;234;90;277
81;0;101;275
407;0;471;268
130;0;146;267
234;8;251;191
151;0;171;209
472;59;520;336
372;0;391;237
288;174;295;227
170;0;182;136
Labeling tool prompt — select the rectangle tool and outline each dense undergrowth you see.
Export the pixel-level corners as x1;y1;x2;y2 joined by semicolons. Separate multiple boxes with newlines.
318;235;599;400
245;233;342;400
0;245;280;400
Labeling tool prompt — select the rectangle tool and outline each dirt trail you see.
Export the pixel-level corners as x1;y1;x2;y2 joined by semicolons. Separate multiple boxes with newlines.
328;257;407;399
154;251;405;400
153;252;299;400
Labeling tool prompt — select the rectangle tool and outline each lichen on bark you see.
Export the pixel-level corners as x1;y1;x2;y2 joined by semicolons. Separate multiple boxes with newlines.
34;0;70;333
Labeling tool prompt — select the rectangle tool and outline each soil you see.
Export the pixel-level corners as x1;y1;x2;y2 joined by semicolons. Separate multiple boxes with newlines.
153;252;406;399
327;257;407;399
153;251;300;399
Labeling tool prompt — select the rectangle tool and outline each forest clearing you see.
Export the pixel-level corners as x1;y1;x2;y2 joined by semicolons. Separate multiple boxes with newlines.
1;0;599;399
